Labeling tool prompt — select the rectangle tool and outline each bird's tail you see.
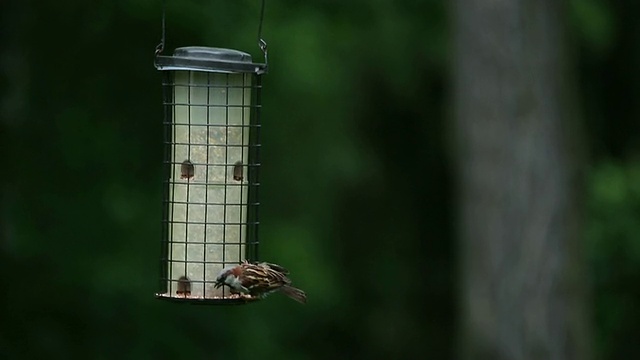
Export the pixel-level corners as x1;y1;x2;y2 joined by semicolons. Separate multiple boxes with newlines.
280;285;307;304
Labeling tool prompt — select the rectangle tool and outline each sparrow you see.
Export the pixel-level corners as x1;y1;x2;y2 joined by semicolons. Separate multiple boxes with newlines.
214;260;307;303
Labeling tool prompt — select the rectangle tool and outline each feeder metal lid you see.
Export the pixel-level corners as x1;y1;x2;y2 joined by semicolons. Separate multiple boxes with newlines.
155;46;267;74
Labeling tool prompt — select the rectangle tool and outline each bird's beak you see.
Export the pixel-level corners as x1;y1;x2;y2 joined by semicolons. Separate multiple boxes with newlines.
214;281;222;289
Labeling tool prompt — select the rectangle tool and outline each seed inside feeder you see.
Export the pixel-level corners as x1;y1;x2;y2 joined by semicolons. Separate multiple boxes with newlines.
180;160;195;179
176;276;192;296
233;160;243;181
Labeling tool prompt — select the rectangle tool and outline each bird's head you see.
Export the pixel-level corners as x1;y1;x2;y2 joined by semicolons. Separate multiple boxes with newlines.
214;265;242;289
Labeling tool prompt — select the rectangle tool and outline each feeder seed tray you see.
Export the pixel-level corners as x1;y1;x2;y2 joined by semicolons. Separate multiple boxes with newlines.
155;292;261;305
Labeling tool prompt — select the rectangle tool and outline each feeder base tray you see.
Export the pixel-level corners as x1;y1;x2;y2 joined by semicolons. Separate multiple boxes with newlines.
155;292;261;305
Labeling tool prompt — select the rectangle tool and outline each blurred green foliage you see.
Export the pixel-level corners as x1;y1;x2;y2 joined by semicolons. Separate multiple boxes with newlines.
587;160;640;359
0;0;639;358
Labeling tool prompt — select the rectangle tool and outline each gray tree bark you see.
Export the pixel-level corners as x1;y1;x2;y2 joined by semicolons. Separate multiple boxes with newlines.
452;1;591;359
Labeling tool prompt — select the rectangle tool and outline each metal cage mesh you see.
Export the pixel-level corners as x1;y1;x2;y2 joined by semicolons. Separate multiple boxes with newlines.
157;69;262;304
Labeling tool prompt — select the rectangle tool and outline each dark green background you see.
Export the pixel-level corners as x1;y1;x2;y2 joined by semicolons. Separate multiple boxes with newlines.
1;0;639;358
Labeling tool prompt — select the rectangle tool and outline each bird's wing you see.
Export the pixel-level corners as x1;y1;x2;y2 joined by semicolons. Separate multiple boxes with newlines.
257;262;290;275
241;263;291;294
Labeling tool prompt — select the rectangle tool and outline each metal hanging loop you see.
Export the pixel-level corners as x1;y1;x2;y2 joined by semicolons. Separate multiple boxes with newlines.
155;0;166;56
257;0;268;67
154;0;268;68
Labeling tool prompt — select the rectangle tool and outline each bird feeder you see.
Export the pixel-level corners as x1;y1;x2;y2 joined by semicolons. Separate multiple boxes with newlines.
155;46;266;304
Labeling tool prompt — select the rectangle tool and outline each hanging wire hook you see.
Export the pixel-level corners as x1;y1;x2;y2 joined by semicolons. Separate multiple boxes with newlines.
257;0;268;66
155;0;166;56
155;0;266;63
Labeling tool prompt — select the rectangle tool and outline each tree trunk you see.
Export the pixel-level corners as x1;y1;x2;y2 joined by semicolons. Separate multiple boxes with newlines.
452;1;591;359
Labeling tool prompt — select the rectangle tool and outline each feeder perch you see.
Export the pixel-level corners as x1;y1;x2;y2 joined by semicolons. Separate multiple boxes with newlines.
155;47;266;304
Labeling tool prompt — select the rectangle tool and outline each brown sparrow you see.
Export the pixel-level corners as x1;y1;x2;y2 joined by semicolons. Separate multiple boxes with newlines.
214;260;307;303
